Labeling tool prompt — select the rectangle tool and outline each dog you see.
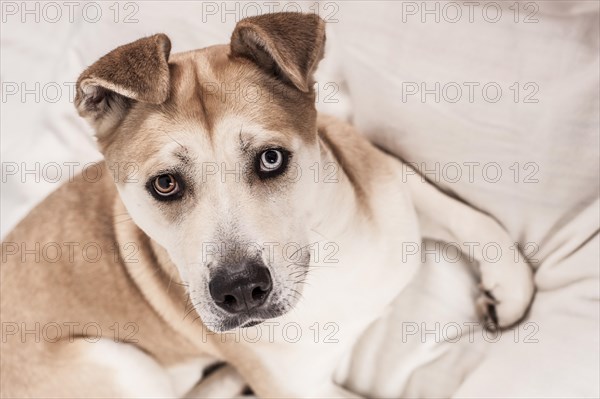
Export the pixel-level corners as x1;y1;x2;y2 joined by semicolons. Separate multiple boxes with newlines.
0;12;535;398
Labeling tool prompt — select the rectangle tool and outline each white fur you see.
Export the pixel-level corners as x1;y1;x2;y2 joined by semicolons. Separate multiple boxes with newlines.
167;357;216;397
84;340;175;398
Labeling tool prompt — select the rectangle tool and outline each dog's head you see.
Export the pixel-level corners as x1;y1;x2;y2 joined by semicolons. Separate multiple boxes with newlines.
75;13;326;332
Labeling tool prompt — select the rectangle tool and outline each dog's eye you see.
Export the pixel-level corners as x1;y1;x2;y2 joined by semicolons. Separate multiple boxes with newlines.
257;148;289;179
152;174;180;197
260;149;284;171
256;149;290;179
255;148;290;179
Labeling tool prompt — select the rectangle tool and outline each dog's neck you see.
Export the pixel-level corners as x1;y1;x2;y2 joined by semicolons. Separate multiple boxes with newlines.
309;117;378;238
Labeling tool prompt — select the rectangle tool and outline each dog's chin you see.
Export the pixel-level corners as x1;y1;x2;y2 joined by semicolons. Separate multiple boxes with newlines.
241;320;264;328
195;289;302;333
204;316;264;333
201;307;291;333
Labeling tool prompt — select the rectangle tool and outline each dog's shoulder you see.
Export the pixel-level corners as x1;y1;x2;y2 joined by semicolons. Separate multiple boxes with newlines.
316;113;404;195
4;161;117;244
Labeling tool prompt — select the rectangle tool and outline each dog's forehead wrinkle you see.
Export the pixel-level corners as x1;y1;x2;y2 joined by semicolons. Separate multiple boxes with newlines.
238;125;252;153
163;56;213;136
174;148;191;164
191;58;216;136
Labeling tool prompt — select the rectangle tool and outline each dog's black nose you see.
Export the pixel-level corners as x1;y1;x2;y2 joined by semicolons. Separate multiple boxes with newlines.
209;261;272;314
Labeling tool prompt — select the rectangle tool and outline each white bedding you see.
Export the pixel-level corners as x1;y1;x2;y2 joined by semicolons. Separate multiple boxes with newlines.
1;1;598;397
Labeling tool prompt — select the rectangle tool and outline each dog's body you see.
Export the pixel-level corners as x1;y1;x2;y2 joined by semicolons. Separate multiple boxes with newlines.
1;13;534;398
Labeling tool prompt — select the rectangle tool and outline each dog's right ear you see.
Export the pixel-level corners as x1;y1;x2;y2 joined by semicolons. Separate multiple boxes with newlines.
75;34;171;137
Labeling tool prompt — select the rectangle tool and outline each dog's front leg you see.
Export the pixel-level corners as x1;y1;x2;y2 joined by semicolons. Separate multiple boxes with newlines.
405;170;535;329
184;364;247;398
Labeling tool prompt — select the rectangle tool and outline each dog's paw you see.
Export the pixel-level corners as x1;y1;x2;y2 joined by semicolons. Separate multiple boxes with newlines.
476;260;535;330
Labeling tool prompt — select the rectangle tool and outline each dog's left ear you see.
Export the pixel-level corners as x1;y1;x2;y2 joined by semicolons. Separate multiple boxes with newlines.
230;12;326;93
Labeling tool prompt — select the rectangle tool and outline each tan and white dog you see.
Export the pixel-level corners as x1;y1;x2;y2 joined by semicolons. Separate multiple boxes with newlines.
0;12;534;398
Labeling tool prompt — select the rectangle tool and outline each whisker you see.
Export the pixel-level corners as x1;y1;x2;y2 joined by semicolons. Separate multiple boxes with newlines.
290;288;303;299
289;270;310;278
310;228;330;241
183;305;197;320
287;240;323;260
164;131;184;148
113;212;131;217
113;218;133;226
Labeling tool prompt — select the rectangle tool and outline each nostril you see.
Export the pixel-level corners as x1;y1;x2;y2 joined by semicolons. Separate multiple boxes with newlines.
251;286;268;302
223;295;237;308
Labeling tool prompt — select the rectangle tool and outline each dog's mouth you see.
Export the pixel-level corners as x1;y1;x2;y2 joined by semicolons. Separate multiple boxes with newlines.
215;307;287;331
200;298;295;332
241;320;263;328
